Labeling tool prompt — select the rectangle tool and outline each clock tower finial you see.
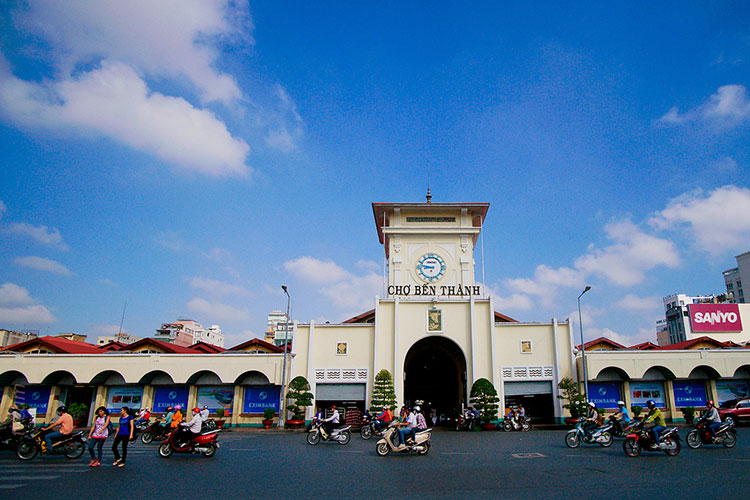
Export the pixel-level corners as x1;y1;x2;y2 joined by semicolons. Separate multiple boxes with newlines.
426;187;432;204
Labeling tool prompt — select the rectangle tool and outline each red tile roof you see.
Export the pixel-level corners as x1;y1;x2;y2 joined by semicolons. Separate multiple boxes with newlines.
120;338;199;354
2;336;102;354
630;341;659;350
225;338;285;353
654;336;736;350
576;337;627;351
189;341;226;353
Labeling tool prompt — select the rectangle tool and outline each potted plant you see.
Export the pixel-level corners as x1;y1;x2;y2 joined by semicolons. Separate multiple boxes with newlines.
631;405;643;421
67;402;89;427
214;408;226;429
557;377;587;425
680;406;695;424
262;408;275;429
370;369;397;412
286;376;314;428
470;378;499;430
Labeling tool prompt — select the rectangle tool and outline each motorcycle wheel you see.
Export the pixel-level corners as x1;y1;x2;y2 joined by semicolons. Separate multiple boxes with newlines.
686;430;702;449
564;432;580;448
376;442;390;456
599;432;613;448
202;442;217;457
663;437;680;456
623;437;641;457
723;416;736;426
360;426;372;440
503;421;512;432
306;431;320;445
337;431;351;445
417;440;431;456
141;431;153;444
17;440;37;461
521;422;531;432
64;440;85;459
158;443;173;458
722;432;737;448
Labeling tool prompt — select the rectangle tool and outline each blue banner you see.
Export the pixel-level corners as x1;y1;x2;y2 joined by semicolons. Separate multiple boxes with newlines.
588;382;621;409
15;385;51;414
673;381;707;408
243;385;280;414
152;386;190;412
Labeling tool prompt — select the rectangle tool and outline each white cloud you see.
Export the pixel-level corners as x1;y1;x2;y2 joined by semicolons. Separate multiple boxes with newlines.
15;256;73;276
650;185;750;254
616;294;660;312
574;219;679;286
0;60;251;177
265;127;297;153
6;222;68;250
14;0;250;104
284;256;353;284
712;156;739;173
189;277;251;298
0;200;6;220
187;298;250;322
658;84;750;128
492;293;534;311
0;282;56;324
320;273;383;311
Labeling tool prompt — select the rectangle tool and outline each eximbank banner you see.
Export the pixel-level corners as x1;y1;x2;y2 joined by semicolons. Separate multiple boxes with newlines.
689;303;742;332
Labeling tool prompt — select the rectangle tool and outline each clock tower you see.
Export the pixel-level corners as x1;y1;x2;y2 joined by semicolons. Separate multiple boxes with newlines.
372;196;489;296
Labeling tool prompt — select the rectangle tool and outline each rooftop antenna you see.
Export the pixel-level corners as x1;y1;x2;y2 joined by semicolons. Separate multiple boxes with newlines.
426;160;432;204
117;301;127;340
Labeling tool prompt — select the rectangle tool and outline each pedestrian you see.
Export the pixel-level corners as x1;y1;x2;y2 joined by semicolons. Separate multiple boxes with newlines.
112;406;133;467
87;406;110;467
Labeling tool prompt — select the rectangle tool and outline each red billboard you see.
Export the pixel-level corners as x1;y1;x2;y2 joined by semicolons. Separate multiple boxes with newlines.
689;304;743;333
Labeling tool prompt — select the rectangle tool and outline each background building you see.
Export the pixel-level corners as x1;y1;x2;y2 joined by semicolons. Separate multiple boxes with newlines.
0;329;37;347
662;294;748;345
96;333;141;346
724;251;749;304
154;318;224;348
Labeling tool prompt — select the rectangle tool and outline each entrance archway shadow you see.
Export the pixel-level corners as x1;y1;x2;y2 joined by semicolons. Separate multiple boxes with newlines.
404;336;466;423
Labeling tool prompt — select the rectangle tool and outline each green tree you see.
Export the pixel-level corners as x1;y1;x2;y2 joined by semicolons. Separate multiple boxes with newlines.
557;377;587;418
286;376;314;420
470;378;499;422
370;369;397;412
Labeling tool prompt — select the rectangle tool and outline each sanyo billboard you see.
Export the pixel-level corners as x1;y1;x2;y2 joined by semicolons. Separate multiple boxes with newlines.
689;304;743;333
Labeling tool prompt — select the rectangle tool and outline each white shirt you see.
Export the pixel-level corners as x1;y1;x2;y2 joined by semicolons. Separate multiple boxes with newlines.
405;412;417;429
325;410;340;424
184;413;203;433
200;409;209;422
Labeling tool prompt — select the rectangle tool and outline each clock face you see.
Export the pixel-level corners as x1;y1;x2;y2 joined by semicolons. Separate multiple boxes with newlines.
416;253;446;282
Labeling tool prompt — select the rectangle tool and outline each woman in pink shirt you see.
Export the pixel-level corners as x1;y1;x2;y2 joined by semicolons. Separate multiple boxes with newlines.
87;406;111;467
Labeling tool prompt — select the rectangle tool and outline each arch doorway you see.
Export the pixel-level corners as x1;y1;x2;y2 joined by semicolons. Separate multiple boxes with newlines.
404;337;467;423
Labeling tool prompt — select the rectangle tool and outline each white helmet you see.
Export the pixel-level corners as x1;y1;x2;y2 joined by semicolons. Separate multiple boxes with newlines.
617;401;625;406
588;402;596;408
413;406;421;412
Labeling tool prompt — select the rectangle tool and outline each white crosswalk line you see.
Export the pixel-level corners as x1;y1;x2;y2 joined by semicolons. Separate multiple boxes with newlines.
0;475;60;480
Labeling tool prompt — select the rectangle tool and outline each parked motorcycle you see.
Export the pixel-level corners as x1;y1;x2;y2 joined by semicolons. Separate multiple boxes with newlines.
16;428;86;460
502;416;531;432
140;419;171;444
306;418;351;445
622;420;680;457
455;410;479;431
686;416;737;449
158;427;220;458
360;414;387;440
375;423;431;456
564;418;613;448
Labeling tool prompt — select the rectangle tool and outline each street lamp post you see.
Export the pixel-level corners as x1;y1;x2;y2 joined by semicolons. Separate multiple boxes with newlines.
578;286;591;401
278;285;291;428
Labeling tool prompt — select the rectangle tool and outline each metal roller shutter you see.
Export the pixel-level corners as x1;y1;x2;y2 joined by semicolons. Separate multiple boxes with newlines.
316;383;366;401
504;381;553;396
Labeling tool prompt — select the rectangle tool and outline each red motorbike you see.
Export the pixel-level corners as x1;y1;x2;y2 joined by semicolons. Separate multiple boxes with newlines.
622;420;680;457
158;427;220;458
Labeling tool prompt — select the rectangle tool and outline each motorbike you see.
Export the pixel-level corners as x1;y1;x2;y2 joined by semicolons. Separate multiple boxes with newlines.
455;410;479;431
686;416;737;449
140;419;172;444
564;418;613;448
306;418;351;445
16;428;86;460
0;417;35;451
375;423;431;456
601;415;639;438
158;427;220;458
201;418;217;432
622;420;680;457
360;414;387;440
502;415;531;432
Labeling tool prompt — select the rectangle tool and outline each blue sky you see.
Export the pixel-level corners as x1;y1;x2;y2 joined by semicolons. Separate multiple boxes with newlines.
1;1;750;347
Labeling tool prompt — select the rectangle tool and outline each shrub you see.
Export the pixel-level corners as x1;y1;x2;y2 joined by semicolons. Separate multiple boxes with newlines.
470;378;499;422
263;408;275;420
557;377;587;418
286;376;314;420
370;369;397;412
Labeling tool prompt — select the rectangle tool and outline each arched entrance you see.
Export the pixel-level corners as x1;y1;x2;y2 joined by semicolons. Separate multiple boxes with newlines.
404;337;467;423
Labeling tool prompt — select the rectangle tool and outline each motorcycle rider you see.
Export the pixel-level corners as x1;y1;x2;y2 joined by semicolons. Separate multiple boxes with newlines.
612;400;630;434
515;405;526;427
322;404;340;438
582;402;600;436
199;405;210;422
704;400;723;443
397;407;417;447
414;406;427;431
0;405;22;439
42;405;73;453
177;407;203;447
136;407;150;426
374;406;391;432
643;399;666;448
163;406;174;429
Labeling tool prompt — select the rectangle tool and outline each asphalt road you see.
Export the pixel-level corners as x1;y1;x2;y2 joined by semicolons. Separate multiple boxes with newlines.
0;427;748;499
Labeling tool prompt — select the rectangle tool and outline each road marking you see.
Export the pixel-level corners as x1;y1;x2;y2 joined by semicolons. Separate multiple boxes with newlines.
717;458;750;462
511;452;546;458
0;485;26;489
0;475;60;481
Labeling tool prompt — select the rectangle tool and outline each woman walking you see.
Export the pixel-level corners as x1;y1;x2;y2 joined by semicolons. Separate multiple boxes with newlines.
112;407;133;467
87;406;110;467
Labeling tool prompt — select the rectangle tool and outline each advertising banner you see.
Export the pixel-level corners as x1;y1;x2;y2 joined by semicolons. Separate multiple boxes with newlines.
587;382;622;409
106;386;143;412
197;386;234;411
15;385;51;414
716;380;749;405
689;303;743;332
630;382;665;408
672;381;707;407
243;385;280;414
152;386;189;412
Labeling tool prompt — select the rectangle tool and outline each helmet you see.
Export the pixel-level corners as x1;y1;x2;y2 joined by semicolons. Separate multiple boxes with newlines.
57;405;67;414
166;406;173;412
617;401;625;406
192;407;200;414
413;406;421;412
707;400;715;407
646;400;655;408
202;405;208;409
588;402;596;408
174;405;181;410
